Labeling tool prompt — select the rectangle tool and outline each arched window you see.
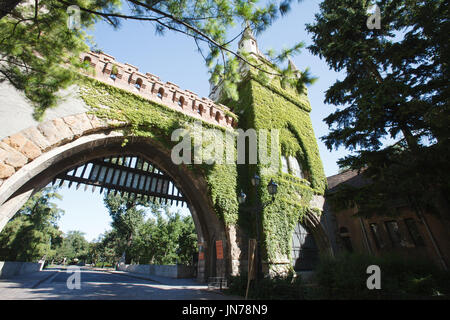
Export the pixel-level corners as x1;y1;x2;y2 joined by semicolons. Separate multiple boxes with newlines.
339;226;353;252
178;96;185;107
215;111;221;122
198;104;204;115
281;156;289;174
291;221;319;271
83;56;91;65
110;65;118;80
157;88;164;99
288;156;303;179
281;155;304;179
135;78;143;89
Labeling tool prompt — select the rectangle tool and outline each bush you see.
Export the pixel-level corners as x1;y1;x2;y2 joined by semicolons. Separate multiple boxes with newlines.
312;252;450;299
94;262;113;268
226;272;306;300
225;253;450;300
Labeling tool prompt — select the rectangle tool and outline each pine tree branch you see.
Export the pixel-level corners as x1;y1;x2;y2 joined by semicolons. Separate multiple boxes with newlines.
126;0;282;77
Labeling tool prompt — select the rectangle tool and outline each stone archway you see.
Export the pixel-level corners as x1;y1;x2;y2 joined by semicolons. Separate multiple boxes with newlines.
303;209;334;256
0;113;229;281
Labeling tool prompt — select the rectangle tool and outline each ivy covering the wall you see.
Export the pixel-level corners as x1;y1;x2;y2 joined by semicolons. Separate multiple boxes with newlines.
77;67;327;274
77;77;239;225
224;66;327;273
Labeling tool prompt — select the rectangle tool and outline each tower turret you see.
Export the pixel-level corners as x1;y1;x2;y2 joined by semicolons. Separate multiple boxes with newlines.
224;31;329;277
288;56;301;79
238;21;259;56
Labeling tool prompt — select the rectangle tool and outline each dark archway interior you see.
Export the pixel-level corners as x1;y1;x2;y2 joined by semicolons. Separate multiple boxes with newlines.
292;221;319;271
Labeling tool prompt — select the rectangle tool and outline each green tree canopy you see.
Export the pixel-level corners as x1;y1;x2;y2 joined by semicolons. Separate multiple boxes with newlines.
0;187;64;262
0;0;105;119
54;230;90;263
306;0;449;218
139;207;197;265
1;0;310;118
103;192;146;263
98;192;197;266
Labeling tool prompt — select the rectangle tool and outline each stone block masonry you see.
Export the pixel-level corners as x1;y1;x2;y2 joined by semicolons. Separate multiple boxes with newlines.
0;113;111;183
80;51;237;129
0;261;45;278
117;263;195;279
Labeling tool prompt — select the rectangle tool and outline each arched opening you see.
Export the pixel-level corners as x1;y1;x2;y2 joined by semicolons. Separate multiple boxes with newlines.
178;96;185;108
0;131;228;282
157;88;164;99
83;56;92;65
198;104;204;115
291;220;319;271
215;111;221;123
135;78;143;90
339;226;353;252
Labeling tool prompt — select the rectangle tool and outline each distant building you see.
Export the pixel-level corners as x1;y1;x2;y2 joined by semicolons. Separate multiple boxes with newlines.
324;170;450;270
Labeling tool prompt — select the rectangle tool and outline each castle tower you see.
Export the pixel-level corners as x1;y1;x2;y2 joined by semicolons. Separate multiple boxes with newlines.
218;25;330;276
238;21;259;56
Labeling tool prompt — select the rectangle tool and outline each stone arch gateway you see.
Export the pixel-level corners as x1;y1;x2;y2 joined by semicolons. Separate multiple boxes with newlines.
0;120;229;281
1;43;334;280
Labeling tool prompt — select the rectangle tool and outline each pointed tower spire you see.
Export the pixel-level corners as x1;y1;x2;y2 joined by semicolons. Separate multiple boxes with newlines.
288;56;301;78
243;21;256;42
238;21;259;55
288;56;298;71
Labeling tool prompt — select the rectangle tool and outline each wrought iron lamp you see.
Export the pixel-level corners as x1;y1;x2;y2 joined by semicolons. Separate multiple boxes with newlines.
237;176;278;280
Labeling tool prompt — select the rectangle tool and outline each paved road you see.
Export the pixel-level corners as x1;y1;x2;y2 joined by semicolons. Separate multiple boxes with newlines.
0;267;239;300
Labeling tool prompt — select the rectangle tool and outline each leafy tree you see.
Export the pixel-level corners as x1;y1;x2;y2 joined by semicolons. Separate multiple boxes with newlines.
306;0;449;221
54;230;89;263
176;215;198;266
1;0;310;118
87;239;101;265
103;192;146;263
135;205;197;265
0;0;105;119
0;187;64;262
98;193;197;266
94;229;124;265
147;208;184;265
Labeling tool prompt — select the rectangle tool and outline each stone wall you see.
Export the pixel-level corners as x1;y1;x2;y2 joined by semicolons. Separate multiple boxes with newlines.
0;261;44;278
117;263;195;279
0;111;111;206
80;51;236;129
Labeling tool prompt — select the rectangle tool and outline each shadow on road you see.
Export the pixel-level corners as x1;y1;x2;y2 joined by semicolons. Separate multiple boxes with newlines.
0;267;241;300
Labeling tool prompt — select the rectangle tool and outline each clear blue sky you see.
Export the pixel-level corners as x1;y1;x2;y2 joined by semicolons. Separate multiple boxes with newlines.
56;0;350;241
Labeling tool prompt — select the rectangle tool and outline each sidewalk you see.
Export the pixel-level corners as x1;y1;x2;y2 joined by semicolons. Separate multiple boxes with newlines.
103;269;242;299
0;268;60;299
105;269;207;287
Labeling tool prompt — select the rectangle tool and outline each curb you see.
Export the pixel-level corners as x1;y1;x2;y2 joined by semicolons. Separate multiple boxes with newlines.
105;270;206;287
31;270;60;289
103;270;239;298
103;270;163;284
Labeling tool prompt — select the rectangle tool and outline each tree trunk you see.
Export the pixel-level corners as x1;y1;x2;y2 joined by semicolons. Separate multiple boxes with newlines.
0;0;23;20
124;232;133;264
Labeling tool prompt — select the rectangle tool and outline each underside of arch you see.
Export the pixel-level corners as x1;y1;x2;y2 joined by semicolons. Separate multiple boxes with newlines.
303;209;333;256
54;155;188;207
0;128;229;282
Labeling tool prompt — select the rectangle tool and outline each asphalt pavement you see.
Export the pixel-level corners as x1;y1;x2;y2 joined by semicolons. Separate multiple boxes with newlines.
0;267;241;300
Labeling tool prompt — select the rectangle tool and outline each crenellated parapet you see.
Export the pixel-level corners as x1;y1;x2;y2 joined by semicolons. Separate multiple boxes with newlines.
80;52;237;129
